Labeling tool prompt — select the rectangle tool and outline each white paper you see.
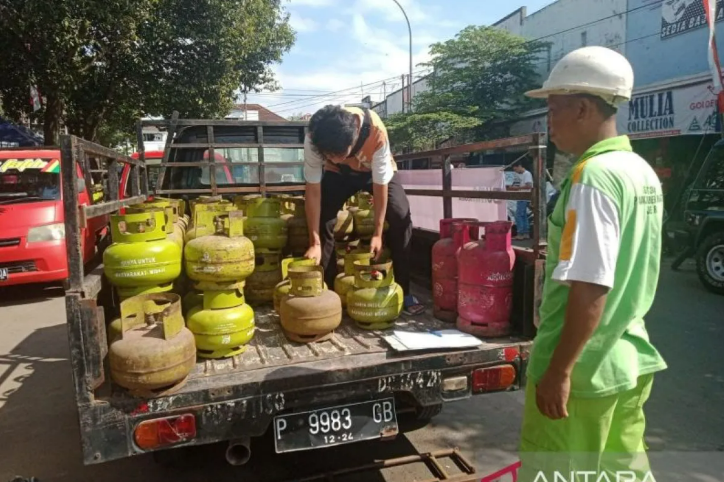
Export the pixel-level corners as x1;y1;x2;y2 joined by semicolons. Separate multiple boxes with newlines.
383;329;484;351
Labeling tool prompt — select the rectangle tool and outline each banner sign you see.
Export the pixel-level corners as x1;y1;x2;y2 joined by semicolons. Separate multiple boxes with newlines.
661;0;724;39
617;81;722;139
0;158;60;173
397;168;507;232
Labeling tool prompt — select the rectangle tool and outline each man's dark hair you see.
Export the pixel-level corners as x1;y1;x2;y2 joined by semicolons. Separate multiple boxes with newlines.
513;161;525;169
309;105;358;156
577;93;618;119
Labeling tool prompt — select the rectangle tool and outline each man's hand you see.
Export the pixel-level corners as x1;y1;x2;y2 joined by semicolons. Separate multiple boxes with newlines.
304;244;322;265
369;235;384;261
536;369;571;420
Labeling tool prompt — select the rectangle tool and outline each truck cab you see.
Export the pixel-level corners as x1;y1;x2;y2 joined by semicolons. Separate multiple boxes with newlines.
666;139;724;294
0;149;107;286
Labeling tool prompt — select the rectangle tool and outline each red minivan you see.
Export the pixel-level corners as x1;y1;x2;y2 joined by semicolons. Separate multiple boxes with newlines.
0;150;108;286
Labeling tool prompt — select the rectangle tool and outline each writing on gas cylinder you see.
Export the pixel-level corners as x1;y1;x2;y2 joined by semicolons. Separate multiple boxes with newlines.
348;308;394;317
113;268;167;278
487;272;513;282
378;370;442;392
118;257;156;267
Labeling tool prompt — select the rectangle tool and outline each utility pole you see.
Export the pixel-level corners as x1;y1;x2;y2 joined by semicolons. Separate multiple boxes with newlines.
401;75;406;113
391;0;413;113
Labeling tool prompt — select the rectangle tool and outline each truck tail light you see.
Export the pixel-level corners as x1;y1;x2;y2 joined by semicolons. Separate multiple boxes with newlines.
134;414;196;450
472;365;516;393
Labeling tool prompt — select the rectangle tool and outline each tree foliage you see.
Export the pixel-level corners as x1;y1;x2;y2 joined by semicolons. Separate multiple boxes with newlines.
387;26;547;151
0;0;295;145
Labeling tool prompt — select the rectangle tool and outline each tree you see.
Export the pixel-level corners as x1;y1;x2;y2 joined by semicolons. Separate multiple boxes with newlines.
0;0;294;145
387;26;547;151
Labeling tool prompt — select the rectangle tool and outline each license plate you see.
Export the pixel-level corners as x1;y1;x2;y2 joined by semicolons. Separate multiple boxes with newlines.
274;398;398;453
0;268;7;281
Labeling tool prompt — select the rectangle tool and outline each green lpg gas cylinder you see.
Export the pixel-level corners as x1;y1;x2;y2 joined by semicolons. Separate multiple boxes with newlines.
104;211;182;300
286;198;308;256
346;260;403;330
183;289;204;316
244;198;288;249
186;285;255;358
334;250;374;308
273;257;318;313
184;211;255;284
128;205;183;249
280;265;342;343
334;208;355;241
353;192;389;239
245;249;283;305
108;293;196;397
335;239;360;274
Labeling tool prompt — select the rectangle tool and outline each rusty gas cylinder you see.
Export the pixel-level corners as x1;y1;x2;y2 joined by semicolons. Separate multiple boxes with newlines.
457;221;515;337
280;265;342;343
431;218;478;322
108;293;196;397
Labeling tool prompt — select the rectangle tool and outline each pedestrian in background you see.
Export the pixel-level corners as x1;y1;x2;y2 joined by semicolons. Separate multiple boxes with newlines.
519;46;667;480
508;161;533;240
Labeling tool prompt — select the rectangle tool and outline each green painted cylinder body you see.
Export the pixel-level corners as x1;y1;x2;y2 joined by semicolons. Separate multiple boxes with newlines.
186;287;255;358
104;211;182;297
244;198;288;249
346;261;403;330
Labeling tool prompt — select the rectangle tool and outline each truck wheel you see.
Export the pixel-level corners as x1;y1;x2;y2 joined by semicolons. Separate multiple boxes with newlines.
696;232;724;295
399;404;443;432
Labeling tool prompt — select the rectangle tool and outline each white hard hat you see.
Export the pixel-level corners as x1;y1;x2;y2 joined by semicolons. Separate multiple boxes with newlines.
525;46;634;106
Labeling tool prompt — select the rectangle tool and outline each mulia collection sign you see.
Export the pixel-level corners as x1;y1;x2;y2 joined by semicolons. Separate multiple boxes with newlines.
627;90;675;133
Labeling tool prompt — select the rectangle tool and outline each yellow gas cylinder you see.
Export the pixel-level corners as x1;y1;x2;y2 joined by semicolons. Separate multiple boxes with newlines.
280;266;342;343
184;211;255;284
334;250;374;307
287;198;308;256
104;211;182;300
128;205;183;250
245;248;283;305
244;198;288;249
108;293;196;397
273;257;318;313
272;194;295;222
346;260;403;330
190;197;234;227
186;283;255;358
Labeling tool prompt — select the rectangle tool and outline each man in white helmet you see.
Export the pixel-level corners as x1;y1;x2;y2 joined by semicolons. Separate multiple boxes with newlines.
519;46;667;479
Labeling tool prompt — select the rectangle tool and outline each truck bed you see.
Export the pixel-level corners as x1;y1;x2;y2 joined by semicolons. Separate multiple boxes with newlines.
103;285;529;399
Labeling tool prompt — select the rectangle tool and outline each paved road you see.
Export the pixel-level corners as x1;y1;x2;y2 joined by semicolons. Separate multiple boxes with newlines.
0;259;722;482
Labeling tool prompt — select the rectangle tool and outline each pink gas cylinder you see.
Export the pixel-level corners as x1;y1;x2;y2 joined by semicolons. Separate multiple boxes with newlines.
431;218;478;322
457;221;516;337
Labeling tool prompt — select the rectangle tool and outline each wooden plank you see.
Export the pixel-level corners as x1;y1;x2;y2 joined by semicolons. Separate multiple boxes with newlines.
257;125;266;196
264;185;306;192
73;137;142;166
156;161;303;168
155;111;179;195
156;188;215;195
394;135;536;161
167;143;305;149
442;156;453;218
208;125;217;196
83;196;146;219
142;119;308;127
60;135;84;292
404;189;533;201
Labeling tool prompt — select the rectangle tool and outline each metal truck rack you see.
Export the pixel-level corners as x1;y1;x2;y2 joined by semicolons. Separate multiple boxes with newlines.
137;112;308;197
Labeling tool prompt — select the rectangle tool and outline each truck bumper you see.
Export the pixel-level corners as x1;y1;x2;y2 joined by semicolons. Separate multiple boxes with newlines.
75;343;530;465
0;239;67;286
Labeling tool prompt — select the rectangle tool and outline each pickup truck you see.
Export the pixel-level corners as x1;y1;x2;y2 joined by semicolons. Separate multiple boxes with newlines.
61;120;546;469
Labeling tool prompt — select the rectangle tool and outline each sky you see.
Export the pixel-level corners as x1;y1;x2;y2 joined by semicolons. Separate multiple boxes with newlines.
246;0;555;118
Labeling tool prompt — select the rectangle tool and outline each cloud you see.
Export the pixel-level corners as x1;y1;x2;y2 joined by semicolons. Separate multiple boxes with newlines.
289;14;319;33
286;0;334;6
326;18;346;32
